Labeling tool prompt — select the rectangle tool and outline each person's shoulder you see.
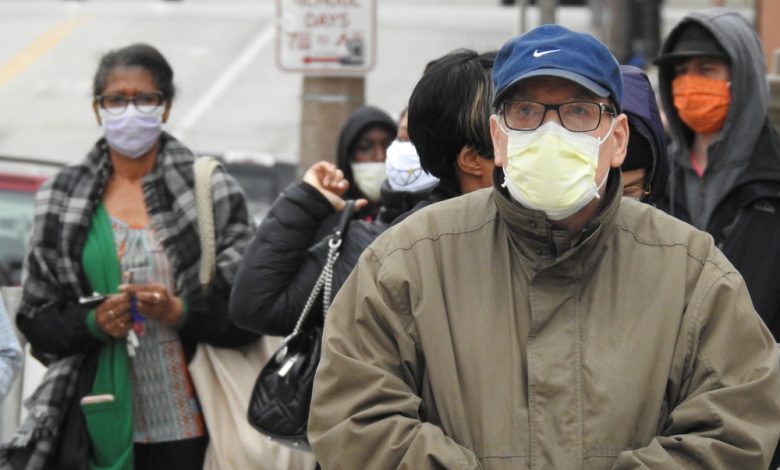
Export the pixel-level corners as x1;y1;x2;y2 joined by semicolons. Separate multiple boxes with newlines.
39;162;92;197
161;132;197;160
187;154;245;199
617;199;702;242
616;198;730;270
392;187;495;233
158;135;199;180
368;188;496;258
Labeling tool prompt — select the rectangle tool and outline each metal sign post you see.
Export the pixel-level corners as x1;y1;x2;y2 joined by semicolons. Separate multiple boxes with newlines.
277;0;377;170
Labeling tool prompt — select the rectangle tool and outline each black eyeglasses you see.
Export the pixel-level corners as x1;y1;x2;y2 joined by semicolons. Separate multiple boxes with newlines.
500;99;616;132
96;92;164;115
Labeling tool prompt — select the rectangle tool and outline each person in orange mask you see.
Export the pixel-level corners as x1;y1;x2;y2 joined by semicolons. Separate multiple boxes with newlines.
655;8;780;343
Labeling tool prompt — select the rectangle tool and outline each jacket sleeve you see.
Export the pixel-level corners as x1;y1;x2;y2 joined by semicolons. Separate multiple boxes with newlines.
17;179;103;361
308;247;483;469
177;167;257;347
611;263;780;469
16;279;102;361
229;182;335;336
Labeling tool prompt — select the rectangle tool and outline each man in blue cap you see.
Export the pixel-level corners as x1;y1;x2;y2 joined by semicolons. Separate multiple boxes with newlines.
308;25;780;469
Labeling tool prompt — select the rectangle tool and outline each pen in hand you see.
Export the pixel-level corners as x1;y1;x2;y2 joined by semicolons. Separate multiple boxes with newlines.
124;271;145;337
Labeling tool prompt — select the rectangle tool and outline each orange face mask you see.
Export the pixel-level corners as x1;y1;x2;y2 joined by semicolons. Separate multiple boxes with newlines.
672;74;730;134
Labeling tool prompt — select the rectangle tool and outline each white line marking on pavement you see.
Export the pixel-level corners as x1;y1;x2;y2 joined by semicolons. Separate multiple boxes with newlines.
173;22;275;140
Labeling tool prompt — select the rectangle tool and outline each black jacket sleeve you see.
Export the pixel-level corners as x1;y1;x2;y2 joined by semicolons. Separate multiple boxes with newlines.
229;182;336;336
179;288;258;347
17;297;102;363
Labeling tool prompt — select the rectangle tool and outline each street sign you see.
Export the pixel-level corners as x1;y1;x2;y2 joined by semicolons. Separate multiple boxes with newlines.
276;0;377;75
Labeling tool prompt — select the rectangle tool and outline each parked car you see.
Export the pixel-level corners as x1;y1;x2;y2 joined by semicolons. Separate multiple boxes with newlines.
0;157;62;286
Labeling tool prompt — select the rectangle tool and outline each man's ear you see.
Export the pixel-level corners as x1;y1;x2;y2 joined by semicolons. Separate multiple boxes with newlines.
457;147;486;177
489;115;507;167
609;114;629;168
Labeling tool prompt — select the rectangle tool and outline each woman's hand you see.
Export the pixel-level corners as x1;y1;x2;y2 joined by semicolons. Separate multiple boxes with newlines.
95;293;134;338
303;161;367;211
119;283;184;328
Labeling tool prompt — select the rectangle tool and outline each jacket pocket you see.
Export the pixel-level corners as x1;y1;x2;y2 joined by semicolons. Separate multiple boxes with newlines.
81;400;133;469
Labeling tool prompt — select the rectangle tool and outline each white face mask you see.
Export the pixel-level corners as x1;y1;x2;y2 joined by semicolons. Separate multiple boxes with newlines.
99;104;165;159
350;161;386;202
501;120;614;220
385;140;439;192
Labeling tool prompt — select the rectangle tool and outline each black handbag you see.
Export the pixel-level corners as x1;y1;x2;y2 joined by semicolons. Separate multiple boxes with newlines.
248;200;356;451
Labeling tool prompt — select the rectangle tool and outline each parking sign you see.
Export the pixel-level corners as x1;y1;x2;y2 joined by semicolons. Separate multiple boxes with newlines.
276;0;377;74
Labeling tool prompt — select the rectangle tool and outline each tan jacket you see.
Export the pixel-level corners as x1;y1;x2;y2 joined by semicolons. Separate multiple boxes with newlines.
309;174;780;469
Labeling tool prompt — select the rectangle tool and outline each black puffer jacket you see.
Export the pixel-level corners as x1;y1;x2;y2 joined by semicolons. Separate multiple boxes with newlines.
229;181;432;336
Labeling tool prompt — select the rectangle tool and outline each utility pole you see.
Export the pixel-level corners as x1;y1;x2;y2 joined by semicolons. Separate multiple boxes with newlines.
752;0;780;130
538;0;558;26
299;77;364;172
756;0;780;74
276;0;376;174
517;0;528;34
606;0;627;62
768;49;780;131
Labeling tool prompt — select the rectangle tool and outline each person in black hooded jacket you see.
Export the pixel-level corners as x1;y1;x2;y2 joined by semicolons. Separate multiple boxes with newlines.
619;65;669;205
336;105;397;220
229;48;496;338
654;8;780;339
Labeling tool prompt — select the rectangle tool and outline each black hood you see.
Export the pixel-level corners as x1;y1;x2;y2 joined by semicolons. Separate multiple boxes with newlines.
335;105;397;201
620;65;669;206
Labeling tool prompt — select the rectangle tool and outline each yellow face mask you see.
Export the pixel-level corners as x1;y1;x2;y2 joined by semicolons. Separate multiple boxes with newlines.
502;121;613;220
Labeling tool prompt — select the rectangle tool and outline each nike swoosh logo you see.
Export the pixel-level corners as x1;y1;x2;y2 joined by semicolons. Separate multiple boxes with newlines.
533;49;561;58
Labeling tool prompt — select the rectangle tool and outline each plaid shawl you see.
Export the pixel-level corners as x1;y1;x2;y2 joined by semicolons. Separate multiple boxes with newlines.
0;133;253;469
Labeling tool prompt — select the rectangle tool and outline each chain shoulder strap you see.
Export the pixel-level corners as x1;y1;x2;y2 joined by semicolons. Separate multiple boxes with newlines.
276;201;355;359
286;233;342;338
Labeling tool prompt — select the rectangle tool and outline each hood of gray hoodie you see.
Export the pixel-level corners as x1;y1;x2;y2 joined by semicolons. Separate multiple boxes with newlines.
658;7;768;229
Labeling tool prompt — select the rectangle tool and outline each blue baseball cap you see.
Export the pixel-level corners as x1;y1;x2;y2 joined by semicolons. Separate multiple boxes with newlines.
492;24;623;112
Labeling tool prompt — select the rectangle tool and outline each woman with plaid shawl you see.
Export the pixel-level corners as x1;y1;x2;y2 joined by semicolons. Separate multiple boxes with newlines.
0;44;256;470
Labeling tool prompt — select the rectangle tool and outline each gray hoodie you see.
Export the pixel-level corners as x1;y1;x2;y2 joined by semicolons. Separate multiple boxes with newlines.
657;7;769;229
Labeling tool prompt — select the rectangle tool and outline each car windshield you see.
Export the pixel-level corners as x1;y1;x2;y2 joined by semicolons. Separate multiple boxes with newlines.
0;188;35;285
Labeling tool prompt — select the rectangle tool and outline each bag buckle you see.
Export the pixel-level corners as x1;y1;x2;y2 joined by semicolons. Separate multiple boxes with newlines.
277;354;300;377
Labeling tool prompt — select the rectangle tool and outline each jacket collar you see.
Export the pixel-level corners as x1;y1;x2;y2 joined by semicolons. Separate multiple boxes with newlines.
377;180;436;224
492;167;622;278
